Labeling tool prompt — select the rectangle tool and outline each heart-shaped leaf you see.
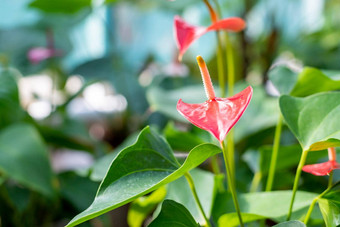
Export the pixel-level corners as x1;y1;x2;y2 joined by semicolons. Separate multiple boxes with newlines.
0;123;55;196
279;92;340;151
149;200;199;227
29;0;91;14
66;126;220;226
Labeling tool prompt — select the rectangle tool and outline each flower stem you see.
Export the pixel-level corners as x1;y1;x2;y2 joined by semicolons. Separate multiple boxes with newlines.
265;114;283;191
225;32;236;183
220;141;244;227
184;172;212;227
216;32;226;97
328;171;334;188
287;149;309;220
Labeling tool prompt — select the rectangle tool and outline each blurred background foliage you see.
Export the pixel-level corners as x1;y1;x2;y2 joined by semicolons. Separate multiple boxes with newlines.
0;0;340;226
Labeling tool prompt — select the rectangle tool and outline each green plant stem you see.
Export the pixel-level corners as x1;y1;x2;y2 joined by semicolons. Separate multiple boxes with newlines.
220;141;244;227
287;149;309;220
328;171;333;188
265;114;283;191
250;171;262;192
304;180;340;224
225;32;236;183
185;172;212;227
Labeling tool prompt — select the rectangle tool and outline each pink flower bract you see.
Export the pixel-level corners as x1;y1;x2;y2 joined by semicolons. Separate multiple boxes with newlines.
174;16;246;60
177;86;252;142
302;160;340;176
27;47;61;64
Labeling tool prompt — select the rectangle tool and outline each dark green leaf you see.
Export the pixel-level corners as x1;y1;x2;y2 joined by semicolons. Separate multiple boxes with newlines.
280;92;340;151
29;0;92;14
0;123;55;196
273;220;306;227
0;68;25;127
149;200;199;227
66;126;220;226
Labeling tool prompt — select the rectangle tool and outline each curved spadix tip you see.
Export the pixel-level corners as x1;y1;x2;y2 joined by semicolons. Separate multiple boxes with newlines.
196;55;205;67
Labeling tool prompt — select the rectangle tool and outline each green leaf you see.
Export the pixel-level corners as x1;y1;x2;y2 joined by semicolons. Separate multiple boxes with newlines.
28;0;92;14
127;187;167;227
164;169;216;224
273;220;306;227
212;191;318;223
149;200;199;227
279;92;340;151
218;213;265;227
290;67;340;97
0;68;25;127
163;122;206;151
269;66;340;97
0;123;55;196
318;198;340;227
268;66;298;95
66;126;220;226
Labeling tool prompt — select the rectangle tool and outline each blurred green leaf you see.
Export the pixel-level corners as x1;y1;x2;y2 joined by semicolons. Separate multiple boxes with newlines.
149;200;199;227
0;68;25;127
273;221;306;227
127;187;167;227
269;66;340;97
163;122;206;151
29;0;92;14
59;172;99;211
66;126;220;226
218;213;265;227
280;92;340;151
0;123;55;196
164;168;216;224
212;191;317;223
268;66;298;95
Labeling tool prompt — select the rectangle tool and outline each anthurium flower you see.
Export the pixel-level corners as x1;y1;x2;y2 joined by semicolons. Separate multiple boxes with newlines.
174;16;246;61
177;56;252;142
302;147;340;176
27;47;61;64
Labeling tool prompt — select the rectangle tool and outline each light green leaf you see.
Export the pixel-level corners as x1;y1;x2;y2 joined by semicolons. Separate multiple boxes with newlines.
66;126;220;226
164;169;216;224
149;200;199;227
268;65;298;95
213;191;317;223
127;187;167;227
273;220;306;227
290;67;340;97
269;66;340;97
318;198;340;227
218;213;265;227
0;123;55;196
279;92;340;151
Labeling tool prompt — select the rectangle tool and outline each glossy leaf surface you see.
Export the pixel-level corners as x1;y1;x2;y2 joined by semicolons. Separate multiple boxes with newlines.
280;92;340;151
29;0;91;13
0;123;55;196
149;200;199;227
67;127;220;226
